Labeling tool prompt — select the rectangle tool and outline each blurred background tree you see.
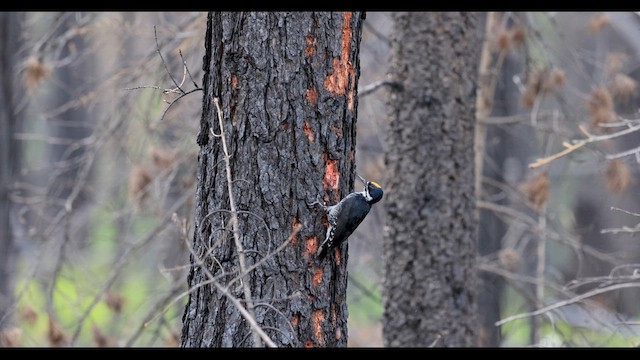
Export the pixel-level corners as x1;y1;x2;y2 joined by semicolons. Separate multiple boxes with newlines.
381;11;481;347
0;13;27;346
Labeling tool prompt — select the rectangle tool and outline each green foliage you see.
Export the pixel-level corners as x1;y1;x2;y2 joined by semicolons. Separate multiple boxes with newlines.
13;204;183;347
347;270;383;324
499;284;640;347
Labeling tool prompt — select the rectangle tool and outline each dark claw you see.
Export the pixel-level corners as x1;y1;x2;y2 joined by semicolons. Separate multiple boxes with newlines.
306;195;326;211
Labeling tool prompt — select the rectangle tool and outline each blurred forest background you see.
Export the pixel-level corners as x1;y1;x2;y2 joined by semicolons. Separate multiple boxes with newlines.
2;11;640;347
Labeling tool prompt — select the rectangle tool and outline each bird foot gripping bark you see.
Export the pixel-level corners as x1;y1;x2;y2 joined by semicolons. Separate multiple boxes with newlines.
306;195;328;212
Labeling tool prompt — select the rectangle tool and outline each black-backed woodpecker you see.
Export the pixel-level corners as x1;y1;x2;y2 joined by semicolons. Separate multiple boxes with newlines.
309;174;383;261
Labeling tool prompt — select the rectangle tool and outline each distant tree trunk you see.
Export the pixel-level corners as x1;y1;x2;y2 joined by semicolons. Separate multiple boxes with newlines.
476;12;530;347
381;12;481;347
44;12;94;224
181;11;364;347
0;12;25;332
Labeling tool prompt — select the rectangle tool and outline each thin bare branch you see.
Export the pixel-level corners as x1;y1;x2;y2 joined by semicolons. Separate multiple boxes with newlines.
477;200;621;265
528;140;586;169
179;49;200;88
606;146;640;160
159;88;202;121
68;192;192;346
124;279;185;347
610;206;640;217
358;79;400;97
600;224;640;234
530;121;640;168
154;25;185;95
495;282;640;327
213;96;261;347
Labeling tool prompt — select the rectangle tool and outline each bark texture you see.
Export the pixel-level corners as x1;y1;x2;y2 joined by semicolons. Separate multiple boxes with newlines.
181;12;363;347
382;12;481;347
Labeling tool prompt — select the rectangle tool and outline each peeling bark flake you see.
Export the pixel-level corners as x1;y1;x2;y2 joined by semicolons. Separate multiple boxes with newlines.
332;306;337;327
231;74;238;89
313;268;323;286
291;217;301;245
306;87;318;105
304;340;314;348
303;120;315;142
323;158;340;193
347;70;356;111
305;34;317;57
305;235;318;257
330;122;343;137
313;309;325;346
323;12;354;96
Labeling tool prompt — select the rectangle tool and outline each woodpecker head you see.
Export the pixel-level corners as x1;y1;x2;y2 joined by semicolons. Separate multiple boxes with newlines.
357;174;383;205
365;181;383;204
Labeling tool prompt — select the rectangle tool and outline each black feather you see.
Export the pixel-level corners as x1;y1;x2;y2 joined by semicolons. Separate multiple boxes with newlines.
316;192;371;260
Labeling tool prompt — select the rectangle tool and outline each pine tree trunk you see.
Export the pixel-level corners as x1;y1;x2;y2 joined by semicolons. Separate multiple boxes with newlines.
382;12;481;347
0;12;25;332
181;11;364;348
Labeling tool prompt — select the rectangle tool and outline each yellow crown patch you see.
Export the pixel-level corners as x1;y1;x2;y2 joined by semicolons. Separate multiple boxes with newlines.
370;181;381;188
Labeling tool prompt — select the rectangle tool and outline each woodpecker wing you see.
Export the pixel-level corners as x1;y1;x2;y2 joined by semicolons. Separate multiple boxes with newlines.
318;193;371;260
332;194;371;244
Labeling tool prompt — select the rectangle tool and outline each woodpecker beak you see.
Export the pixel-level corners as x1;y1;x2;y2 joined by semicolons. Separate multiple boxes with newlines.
356;173;367;185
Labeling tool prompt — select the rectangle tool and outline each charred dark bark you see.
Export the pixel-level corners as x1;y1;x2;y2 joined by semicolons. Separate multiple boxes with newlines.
382;12;481;347
181;11;364;347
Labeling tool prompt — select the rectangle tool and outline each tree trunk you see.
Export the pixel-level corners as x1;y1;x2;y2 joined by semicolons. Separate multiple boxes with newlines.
44;12;94;231
0;12;25;332
381;12;481;347
476;13;530;347
181;11;364;348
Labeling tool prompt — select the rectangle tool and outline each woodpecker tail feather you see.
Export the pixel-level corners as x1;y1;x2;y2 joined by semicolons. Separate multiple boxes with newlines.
317;244;329;260
317;236;332;260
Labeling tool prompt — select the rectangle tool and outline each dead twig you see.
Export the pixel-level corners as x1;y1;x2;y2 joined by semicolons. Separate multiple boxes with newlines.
209;97;260;347
495;282;640;327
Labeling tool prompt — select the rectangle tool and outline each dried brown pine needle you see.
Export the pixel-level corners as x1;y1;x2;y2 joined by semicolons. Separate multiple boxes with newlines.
18;304;38;325
105;291;126;314
163;330;180;347
609;73;637;102
605;159;632;194
92;324;115;347
520;171;549;210
510;26;526;47
0;327;22;347
151;146;177;170
546;68;566;91
587;87;616;129
521;70;544;109
48;317;68;347
606;52;628;75
23;55;52;91
128;165;153;209
521;68;565;108
492;25;526;53
498;248;521;272
495;27;512;53
589;12;610;33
